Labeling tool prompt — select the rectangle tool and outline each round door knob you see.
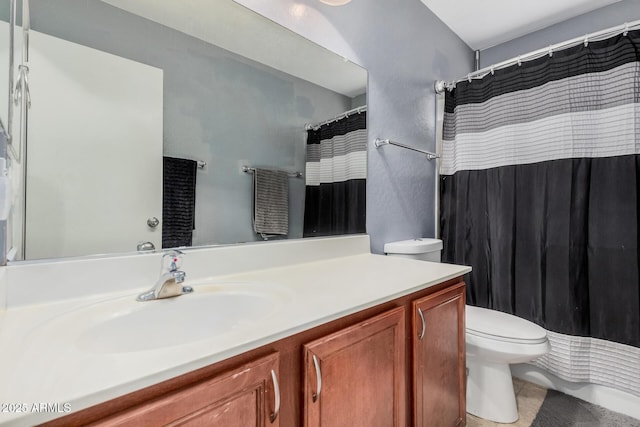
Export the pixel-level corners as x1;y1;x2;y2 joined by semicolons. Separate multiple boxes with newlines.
147;217;160;228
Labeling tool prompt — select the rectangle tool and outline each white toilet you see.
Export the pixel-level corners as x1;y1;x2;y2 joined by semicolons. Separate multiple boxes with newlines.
384;238;550;424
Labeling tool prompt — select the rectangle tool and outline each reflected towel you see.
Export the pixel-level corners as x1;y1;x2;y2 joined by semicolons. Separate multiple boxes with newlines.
253;168;289;236
162;157;197;248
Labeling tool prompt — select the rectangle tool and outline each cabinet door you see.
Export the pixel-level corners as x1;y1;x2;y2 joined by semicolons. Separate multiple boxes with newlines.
412;282;466;427
91;353;281;427
303;307;406;427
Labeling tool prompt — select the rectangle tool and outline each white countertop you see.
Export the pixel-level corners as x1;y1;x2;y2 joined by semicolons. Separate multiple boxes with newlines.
0;252;470;426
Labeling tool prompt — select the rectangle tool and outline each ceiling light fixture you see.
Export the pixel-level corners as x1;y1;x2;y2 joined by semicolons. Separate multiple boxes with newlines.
319;0;352;5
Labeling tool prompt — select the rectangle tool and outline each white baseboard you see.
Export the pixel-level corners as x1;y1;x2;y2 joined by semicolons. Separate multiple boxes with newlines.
511;363;640;420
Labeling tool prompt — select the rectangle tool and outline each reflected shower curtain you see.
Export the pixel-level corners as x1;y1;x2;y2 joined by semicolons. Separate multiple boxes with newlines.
304;112;366;237
440;30;640;396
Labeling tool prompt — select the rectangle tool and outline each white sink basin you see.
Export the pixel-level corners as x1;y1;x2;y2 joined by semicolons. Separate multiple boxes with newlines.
49;282;291;353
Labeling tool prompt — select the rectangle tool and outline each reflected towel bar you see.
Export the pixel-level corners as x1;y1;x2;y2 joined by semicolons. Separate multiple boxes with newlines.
374;138;439;161
242;166;303;178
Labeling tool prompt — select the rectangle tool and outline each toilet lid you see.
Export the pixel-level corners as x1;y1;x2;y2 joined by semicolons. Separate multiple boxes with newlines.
383;238;442;254
466;305;548;344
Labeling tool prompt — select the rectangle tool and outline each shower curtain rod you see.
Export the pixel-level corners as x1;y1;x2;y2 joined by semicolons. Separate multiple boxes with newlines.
305;105;367;131
434;19;640;93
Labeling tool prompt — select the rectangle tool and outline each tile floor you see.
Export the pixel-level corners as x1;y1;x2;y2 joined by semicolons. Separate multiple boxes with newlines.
466;378;548;427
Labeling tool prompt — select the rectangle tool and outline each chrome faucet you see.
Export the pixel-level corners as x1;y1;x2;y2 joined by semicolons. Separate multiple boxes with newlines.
137;250;194;301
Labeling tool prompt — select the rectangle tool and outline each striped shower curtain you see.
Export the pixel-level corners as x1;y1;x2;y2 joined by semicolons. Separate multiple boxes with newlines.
440;30;640;396
304;111;366;237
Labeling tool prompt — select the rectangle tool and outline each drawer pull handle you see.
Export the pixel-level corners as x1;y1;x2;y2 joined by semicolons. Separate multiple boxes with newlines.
270;369;280;422
418;308;426;340
312;354;322;402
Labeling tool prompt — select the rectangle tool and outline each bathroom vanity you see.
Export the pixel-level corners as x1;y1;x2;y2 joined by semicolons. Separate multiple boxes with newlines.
0;236;470;426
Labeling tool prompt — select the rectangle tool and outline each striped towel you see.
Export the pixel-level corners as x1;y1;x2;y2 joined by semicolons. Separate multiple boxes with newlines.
252;168;289;236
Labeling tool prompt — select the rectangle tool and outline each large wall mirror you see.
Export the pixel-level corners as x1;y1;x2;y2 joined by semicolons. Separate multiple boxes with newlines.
1;0;367;262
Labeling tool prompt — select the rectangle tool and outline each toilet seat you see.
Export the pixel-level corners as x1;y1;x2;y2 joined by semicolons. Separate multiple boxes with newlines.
466;328;547;344
466;305;547;344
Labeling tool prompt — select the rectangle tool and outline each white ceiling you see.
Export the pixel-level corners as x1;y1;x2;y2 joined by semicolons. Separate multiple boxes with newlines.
421;0;623;50
100;0;367;97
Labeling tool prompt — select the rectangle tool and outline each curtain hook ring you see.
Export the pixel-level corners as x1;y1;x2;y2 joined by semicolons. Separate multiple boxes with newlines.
490;66;494;75
517;56;521;66
467;74;472;83
548;46;553;57
623;22;629;37
584;35;589;47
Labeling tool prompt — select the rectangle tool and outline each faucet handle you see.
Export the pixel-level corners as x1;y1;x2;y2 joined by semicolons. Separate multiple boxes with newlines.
174;270;186;283
162;250;184;272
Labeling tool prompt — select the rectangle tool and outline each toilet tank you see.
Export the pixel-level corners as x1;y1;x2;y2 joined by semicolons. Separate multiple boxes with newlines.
384;238;443;262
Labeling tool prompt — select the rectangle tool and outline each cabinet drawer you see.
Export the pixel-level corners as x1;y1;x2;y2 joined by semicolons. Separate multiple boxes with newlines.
90;353;281;427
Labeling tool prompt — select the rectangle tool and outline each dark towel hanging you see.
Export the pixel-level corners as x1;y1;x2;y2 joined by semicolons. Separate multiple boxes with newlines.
162;156;197;248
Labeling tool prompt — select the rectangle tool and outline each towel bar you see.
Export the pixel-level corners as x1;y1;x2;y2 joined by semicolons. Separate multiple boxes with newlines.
242;166;303;178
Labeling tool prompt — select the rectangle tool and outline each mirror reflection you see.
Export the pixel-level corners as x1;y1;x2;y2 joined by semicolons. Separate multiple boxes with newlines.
1;0;367;262
0;0;9;133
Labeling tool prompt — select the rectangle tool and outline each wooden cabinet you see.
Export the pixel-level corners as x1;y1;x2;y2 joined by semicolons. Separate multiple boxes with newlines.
42;278;466;427
90;353;281;427
412;282;466;427
302;307;406;427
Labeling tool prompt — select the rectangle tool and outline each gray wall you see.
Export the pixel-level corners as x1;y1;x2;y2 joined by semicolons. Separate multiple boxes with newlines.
23;0;354;246
480;0;640;67
236;0;474;253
